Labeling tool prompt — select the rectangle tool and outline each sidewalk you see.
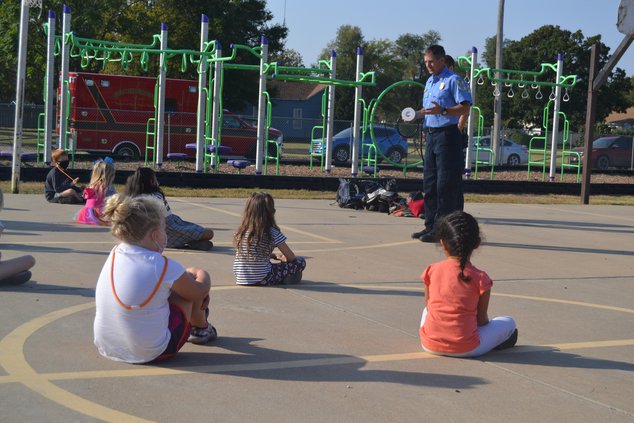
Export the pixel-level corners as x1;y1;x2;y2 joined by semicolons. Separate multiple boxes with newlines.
0;194;632;422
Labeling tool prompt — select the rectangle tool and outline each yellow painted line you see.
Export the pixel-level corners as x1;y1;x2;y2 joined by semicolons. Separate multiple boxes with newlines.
212;284;634;317
361;351;430;362
44;367;192;381
175;200;343;244
494;292;634;314
246;282;634;316
547;339;634;350
34;352;437;383
1;286;633;421
278;224;343;244
170;200;243;218
0;302;151;422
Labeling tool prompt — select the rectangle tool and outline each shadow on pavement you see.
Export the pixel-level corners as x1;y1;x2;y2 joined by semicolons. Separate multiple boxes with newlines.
3;220;111;234
0;243;109;255
483;241;634;257
0;282;95;298
286;281;421;297
154;336;487;389
481;217;634;235
486;346;634;372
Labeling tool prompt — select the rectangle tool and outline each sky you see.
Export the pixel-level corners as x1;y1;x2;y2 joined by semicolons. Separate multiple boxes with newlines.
266;0;634;76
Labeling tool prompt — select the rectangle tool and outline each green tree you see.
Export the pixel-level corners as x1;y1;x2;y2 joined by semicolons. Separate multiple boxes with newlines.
0;0;287;111
476;25;631;133
625;76;634;106
270;48;304;67
318;25;441;121
318;25;368;120
394;31;441;81
0;0;139;103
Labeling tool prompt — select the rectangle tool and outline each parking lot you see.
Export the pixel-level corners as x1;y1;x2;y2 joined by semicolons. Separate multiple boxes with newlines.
0;194;633;422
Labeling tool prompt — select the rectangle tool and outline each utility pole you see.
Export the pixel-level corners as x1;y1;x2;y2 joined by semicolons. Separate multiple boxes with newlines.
12;0;41;193
492;0;505;165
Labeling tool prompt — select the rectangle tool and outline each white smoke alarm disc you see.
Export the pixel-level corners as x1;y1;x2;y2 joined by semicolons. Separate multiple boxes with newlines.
401;107;416;122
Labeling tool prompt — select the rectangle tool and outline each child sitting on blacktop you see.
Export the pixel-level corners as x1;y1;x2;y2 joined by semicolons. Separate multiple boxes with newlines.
0;187;36;286
125;167;214;251
44;148;84;204
93;194;217;364
233;192;306;286
75;159;116;226
419;211;517;357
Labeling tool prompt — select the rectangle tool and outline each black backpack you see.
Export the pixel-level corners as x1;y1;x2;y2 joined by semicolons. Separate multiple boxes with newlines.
361;178;399;213
336;178;365;209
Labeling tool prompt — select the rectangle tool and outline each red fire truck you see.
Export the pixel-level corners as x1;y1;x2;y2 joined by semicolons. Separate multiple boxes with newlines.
64;72;282;159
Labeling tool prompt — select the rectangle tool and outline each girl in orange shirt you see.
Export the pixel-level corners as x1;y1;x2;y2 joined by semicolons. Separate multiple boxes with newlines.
419;211;517;357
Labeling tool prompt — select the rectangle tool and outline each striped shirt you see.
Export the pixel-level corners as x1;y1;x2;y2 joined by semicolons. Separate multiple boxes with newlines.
233;227;287;285
150;192;173;216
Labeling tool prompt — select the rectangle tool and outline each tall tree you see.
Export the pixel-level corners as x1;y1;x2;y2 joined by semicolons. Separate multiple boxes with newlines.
477;25;631;133
318;25;367;120
270;48;304;67
394;31;441;81
318;26;441;121
0;0;287;111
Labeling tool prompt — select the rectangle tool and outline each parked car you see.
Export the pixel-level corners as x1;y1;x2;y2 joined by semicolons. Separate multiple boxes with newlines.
470;136;528;166
221;111;283;159
570;136;634;170
312;126;408;164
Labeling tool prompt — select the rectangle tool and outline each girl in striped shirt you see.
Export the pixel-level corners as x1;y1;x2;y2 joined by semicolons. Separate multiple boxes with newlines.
233;192;306;286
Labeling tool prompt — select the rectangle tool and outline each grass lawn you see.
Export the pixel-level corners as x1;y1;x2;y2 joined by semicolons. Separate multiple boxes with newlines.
2;181;633;205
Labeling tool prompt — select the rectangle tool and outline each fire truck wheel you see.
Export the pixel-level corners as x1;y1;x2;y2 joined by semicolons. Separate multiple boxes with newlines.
114;144;140;161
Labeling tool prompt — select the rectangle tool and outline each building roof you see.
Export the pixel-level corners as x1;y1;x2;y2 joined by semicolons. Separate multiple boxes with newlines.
268;80;327;101
606;106;634;123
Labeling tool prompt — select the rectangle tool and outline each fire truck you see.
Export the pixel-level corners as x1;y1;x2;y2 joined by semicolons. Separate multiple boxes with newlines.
64;72;282;159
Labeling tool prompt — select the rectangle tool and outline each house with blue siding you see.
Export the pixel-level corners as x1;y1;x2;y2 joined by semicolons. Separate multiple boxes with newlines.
239;81;327;142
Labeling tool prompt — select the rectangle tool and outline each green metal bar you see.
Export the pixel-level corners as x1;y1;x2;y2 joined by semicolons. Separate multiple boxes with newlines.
527;100;553;181
67;31;220;74
36;113;45;163
471;106;486;180
489;75;577;89
457;57;578;89
230;43;262;59
558;111;580;182
224;63;260;71
270;73;376;87
271;65;331;75
145;82;159;166
61;81;75;166
368;80;425;172
309;90;328;171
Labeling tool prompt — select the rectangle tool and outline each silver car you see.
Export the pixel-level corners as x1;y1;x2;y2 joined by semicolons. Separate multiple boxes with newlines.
470;136;528;166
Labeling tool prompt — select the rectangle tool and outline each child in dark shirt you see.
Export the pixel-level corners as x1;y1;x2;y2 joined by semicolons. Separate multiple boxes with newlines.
44;149;84;204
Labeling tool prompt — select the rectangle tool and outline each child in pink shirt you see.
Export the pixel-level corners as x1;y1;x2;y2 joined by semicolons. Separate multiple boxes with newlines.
75;159;115;225
419;211;517;357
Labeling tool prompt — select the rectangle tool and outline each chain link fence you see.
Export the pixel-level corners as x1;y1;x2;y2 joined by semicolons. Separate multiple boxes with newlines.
0;103;44;150
2;103;631;171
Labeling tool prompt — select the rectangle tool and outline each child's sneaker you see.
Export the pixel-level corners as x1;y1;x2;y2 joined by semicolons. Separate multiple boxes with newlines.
282;270;302;285
494;328;518;350
185;240;213;251
188;323;218;344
